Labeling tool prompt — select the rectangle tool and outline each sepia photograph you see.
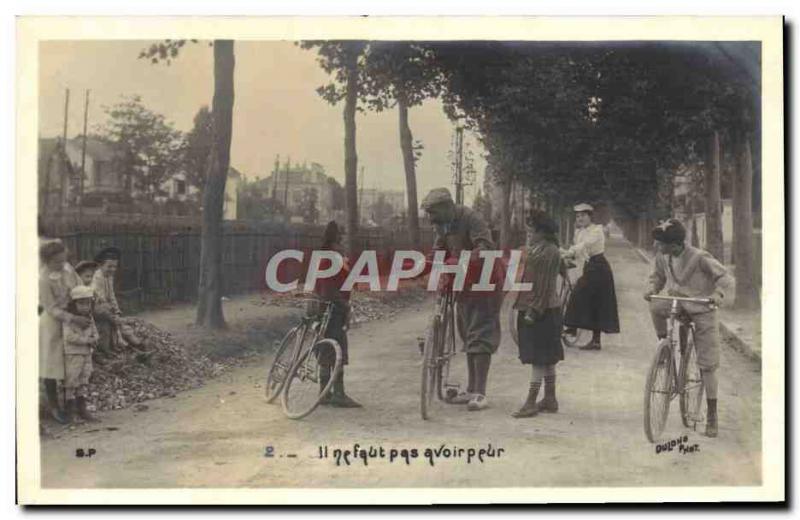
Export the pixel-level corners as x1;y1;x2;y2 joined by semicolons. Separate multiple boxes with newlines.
16;16;784;504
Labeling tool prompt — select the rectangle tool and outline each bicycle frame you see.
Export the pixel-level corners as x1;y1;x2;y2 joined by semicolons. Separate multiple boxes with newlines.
649;295;713;400
293;300;336;374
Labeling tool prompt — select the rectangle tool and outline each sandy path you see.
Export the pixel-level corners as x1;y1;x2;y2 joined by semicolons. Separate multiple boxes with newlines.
40;238;762;489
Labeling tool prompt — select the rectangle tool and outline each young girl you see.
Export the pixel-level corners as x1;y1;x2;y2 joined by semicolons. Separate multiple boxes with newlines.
92;247;122;354
512;211;565;418
63;285;100;423
39;240;83;424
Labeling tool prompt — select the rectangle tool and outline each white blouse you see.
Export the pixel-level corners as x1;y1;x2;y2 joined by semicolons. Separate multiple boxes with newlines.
568;224;605;260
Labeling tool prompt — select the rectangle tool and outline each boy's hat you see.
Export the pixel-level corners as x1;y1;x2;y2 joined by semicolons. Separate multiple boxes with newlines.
421;188;454;210
573;203;594;213
652;218;686;245
94;246;121;263
74;260;98;274
70;285;95;301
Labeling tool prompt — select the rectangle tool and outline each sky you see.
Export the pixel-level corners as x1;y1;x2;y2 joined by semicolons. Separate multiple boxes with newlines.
39;40;487;205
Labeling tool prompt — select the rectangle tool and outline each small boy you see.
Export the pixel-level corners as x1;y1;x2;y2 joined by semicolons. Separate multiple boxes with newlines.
643;218;732;438
63;285;100;423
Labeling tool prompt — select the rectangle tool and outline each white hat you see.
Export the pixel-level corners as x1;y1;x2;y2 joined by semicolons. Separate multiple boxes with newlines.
573;203;594;212
420;188;454;210
70;285;95;301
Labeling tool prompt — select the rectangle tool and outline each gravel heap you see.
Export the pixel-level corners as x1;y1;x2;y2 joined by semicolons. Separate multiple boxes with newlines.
87;318;227;412
85;284;429;413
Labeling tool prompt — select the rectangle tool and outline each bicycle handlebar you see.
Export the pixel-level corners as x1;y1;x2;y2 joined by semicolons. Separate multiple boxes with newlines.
648;295;714;305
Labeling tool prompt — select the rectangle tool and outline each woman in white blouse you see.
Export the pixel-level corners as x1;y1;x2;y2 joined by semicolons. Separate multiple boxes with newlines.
560;203;620;350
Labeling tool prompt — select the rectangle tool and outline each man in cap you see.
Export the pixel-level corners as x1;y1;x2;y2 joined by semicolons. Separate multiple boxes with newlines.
644;218;733;438
420;187;503;411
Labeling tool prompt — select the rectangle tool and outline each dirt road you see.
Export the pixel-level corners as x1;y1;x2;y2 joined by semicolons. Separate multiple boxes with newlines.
41;238;762;488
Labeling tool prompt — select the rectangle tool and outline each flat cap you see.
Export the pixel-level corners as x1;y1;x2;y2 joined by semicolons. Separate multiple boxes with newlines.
573;203;594;213
420;188;454;210
70;285;95;301
652;218;686;245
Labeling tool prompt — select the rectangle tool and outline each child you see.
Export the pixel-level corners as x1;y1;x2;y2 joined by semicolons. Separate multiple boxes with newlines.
644;218;732;438
63;285;100;423
92;247;122;353
313;221;361;408
511;211;565;418
74;260;99;288
40;240;85;424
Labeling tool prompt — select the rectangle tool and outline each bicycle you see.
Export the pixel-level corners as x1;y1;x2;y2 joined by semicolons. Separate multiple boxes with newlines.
264;298;343;420
559;260;593;349
420;273;460;420
643;295;712;443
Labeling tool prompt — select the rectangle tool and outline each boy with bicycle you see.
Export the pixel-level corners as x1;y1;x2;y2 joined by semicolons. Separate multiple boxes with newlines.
643;219;732;438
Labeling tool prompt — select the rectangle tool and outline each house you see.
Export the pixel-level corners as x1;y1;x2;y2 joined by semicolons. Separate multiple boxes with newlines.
39;136;127;211
261;161;338;222
359;188;406;226
38;138;75;213
63;137;126;195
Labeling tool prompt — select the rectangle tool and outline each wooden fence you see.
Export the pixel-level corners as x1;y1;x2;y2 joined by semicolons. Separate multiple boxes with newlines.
44;217;435;310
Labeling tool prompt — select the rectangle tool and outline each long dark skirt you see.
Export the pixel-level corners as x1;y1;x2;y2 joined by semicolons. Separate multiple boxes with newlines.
563;254;620;333
517;307;564;365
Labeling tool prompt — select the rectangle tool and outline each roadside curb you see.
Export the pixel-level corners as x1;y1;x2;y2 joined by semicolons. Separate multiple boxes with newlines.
629;244;760;363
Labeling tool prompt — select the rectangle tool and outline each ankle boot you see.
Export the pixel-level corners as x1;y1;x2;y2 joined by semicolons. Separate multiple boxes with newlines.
77;396;99;423
65;399;83;424
44;379;67;424
706;399;718;438
318;366;333;405
538;375;559;413
512;382;540;418
330;370;362;408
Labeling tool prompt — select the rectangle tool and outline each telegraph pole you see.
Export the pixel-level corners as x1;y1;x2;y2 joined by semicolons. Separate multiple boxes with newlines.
358;166;364;223
283;156;291;213
49;88;70;214
78;89;90;218
453;126;464;205
272;154;280;200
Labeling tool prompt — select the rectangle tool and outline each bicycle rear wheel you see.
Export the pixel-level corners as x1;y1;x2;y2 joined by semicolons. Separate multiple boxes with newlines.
264;326;302;403
643;342;675;443
558;276;593;348
679;326;705;428
421;314;441;420
281;339;342;420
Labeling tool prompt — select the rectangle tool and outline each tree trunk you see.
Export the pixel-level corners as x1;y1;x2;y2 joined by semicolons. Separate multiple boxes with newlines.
732;133;759;309
397;97;420;249
499;175;512;249
195;40;235;328
343;43;360;256
704;131;724;261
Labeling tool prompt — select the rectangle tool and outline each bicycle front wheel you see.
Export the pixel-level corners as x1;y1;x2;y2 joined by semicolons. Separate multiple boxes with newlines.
643;342;675;443
265;326;302;404
436;304;456;401
679;326;705;428
281;339;342;420
421;314;441;420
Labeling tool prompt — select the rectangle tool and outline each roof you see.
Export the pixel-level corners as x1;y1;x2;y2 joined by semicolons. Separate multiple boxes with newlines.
66;137;120;161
